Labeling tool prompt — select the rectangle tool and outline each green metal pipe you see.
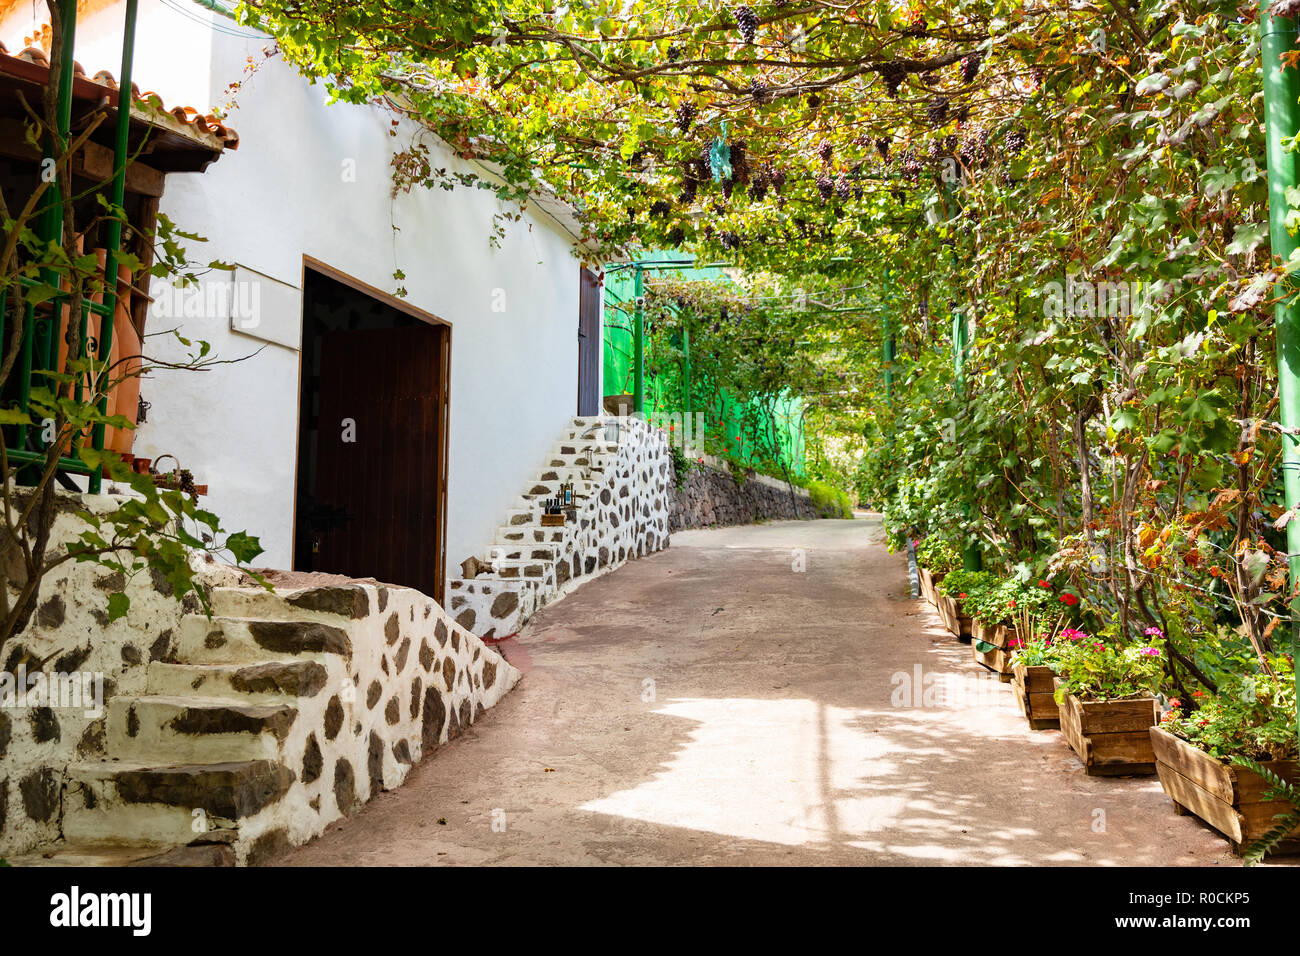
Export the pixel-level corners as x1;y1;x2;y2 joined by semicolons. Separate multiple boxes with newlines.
90;0;139;492
1262;0;1300;672
682;309;692;420
882;273;896;405
632;264;645;416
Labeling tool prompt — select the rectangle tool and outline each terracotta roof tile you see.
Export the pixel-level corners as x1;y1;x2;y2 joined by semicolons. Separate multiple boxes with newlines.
0;40;238;150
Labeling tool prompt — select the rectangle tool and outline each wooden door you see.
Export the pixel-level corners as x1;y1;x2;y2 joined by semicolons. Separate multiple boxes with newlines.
577;267;601;415
312;323;444;599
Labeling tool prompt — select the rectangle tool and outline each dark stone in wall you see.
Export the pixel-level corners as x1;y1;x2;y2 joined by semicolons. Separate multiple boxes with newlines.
302;735;323;785
36;596;66;629
286;586;369;619
421;687;446;752
323;696;344;741
168;704;296;742
149;630;175;663
333;758;356;814
31;707;59;743
232;661;328;698
409;677;422;719
78;719;105;757
19;768;58;823
367;732;385;798
246;828;291;866
248;621;350;656
114;762;294;817
668;462;824;531
0;712;11;759
490;591;518;619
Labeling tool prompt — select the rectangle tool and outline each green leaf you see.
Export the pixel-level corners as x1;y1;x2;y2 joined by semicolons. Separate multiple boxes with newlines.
225;531;264;564
106;592;130;623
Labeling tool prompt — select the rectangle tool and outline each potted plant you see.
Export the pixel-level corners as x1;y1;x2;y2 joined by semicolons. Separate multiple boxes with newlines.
1152;661;1300;860
935;569;991;641
961;577;1015;675
916;535;959;606
1003;584;1068;723
1051;626;1164;776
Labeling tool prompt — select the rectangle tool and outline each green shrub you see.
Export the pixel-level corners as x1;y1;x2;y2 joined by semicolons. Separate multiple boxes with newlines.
804;479;851;518
916;535;961;575
1162;659;1297;761
937;569;994;600
668;444;693;489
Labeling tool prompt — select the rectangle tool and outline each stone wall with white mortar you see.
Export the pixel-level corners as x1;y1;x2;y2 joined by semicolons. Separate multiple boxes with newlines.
0;491;519;864
447;416;672;639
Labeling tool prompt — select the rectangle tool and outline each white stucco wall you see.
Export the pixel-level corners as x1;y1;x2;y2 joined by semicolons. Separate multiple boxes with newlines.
2;0;597;592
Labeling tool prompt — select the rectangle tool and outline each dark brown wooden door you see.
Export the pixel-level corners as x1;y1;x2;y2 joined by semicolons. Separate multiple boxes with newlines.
313;323;444;599
578;267;601;415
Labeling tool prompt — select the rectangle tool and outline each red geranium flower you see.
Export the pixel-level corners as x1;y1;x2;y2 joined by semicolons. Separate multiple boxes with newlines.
1059;593;1079;606
1038;579;1051;588
958;592;967;600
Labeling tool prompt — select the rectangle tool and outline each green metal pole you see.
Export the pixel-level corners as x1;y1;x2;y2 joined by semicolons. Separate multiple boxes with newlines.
25;0;78;459
89;0;138;493
681;309;692;420
882;312;894;405
1262;0;1300;677
632;264;645;416
883;272;896;404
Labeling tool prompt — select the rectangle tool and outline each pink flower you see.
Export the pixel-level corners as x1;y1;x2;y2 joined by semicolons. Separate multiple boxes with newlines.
1062;628;1087;641
1140;647;1161;657
1144;626;1163;638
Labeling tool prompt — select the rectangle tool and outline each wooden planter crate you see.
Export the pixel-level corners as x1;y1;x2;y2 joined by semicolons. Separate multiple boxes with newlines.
1150;727;1300;857
1055;678;1157;776
936;593;972;640
972;622;1016;680
1011;663;1059;729
919;567;943;606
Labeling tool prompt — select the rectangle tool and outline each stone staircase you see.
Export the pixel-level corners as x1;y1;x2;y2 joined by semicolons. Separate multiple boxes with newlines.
447;415;672;639
23;581;519;866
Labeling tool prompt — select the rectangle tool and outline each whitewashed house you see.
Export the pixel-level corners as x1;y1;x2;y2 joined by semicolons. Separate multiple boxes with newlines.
0;0;610;603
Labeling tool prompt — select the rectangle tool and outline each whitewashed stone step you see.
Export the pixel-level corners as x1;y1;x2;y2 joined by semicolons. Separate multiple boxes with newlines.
176;615;352;665
483;542;566;564
146;660;331;704
64;759;294;847
210;584;376;623
106;695;298;763
494;525;570;546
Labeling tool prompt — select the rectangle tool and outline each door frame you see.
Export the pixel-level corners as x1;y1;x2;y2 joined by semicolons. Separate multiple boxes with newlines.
577;265;602;415
292;256;453;603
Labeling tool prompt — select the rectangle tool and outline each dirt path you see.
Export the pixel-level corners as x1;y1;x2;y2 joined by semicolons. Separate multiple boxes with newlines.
272;515;1238;866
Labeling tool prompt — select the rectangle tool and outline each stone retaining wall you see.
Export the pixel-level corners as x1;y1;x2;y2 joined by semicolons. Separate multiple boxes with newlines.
669;460;825;531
